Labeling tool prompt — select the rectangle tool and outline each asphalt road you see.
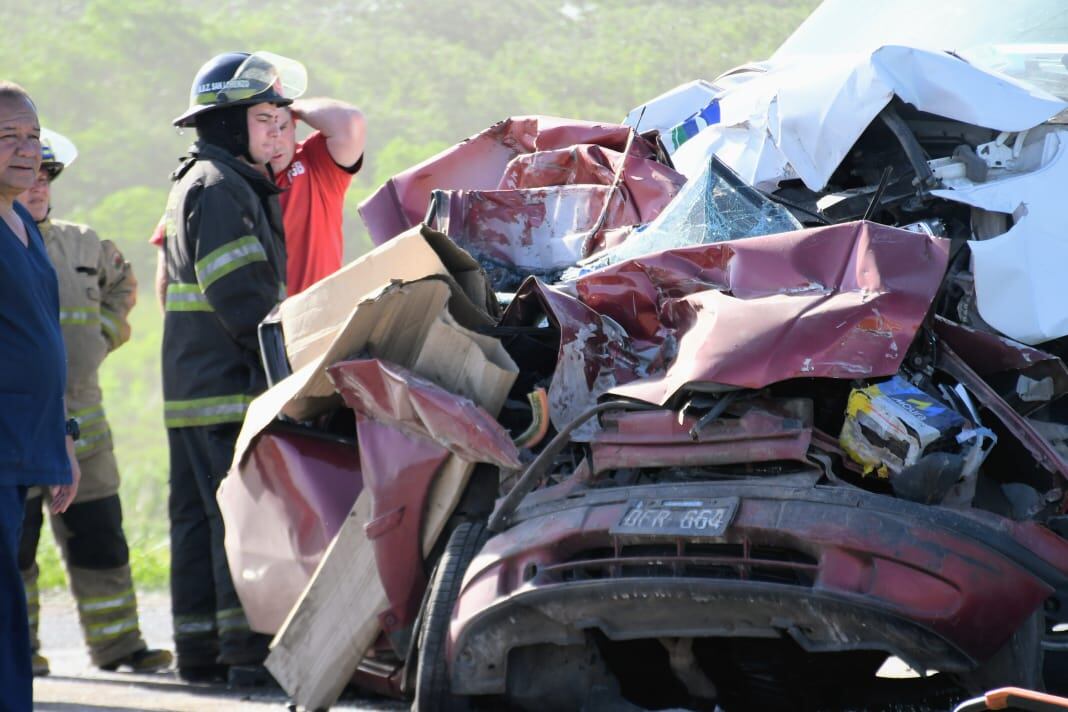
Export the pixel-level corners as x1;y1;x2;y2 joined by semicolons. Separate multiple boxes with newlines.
31;590;407;712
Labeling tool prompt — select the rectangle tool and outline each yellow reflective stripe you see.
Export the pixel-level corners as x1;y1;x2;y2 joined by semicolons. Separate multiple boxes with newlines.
165;282;213;312
79;589;135;614
72;406;106;429
174;614;216;636
195;236;267;290
70;406;109;454
216;607;250;633
99;309;120;342
164;394;253;428
79;420;109;437
71;405;104;420
75;432;110;456
85;617;138;643
59;308;98;326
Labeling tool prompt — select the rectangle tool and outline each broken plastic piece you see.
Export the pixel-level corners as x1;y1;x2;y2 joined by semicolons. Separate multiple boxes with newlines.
942;427;997;508
1017;375;1056;403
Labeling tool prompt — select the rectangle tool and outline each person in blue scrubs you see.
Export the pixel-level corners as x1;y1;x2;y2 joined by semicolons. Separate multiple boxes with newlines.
0;81;79;711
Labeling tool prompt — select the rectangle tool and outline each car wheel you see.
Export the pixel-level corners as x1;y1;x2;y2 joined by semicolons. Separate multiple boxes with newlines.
1043;621;1068;695
413;520;487;712
956;609;1045;694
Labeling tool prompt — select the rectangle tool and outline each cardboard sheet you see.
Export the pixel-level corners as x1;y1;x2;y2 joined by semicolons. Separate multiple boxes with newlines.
232;279;448;468
280;224;494;371
231;277;509;471
412;310;517;418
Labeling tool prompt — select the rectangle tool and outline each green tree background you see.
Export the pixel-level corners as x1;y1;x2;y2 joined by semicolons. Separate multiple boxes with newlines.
4;0;817;588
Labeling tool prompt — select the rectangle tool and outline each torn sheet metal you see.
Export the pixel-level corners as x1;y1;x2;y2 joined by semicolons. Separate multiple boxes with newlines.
502;281;650;442
219;428;363;634
671;45;1066;190
931;129;1068;343
425;140;684;289
359;116;670;244
355;417;450;635
427;185;619;272
938;341;1068;486
328;358;521;469
590;399;812;474
933;316;1066;375
498;143;683;223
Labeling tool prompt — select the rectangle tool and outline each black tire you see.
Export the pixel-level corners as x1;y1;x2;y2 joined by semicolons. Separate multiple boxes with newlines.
955;609;1045;694
413;520;488;712
1043;622;1068;695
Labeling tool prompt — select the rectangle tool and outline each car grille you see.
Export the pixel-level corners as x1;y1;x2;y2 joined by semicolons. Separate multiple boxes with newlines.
534;541;818;587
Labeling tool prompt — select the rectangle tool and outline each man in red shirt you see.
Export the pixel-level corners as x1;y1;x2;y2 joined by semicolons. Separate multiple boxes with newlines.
153;96;365;303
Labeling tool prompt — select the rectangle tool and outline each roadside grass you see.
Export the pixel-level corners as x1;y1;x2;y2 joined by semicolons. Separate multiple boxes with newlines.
36;299;171;591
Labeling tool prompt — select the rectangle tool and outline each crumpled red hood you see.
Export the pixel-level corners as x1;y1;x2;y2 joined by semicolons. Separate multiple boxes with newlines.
507;221;950;430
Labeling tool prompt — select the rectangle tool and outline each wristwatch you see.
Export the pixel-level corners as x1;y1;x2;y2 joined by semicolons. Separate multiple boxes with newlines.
65;417;80;441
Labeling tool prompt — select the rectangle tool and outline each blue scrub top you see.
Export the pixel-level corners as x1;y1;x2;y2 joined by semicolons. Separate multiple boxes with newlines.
0;201;70;485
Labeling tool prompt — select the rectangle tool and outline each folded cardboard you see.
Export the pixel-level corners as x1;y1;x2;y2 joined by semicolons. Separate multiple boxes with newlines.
281;224;496;371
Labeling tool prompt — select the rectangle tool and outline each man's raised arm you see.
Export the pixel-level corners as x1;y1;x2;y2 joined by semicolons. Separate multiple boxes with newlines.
290;98;365;168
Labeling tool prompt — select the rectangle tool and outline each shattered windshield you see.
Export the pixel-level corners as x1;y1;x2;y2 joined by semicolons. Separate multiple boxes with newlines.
773;0;1068;100
572;156;800;274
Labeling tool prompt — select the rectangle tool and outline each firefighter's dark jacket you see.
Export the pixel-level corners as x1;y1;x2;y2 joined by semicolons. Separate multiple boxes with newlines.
161;142;286;429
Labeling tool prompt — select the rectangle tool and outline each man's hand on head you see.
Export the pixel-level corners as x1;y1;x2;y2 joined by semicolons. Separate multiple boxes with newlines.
286;97;365;169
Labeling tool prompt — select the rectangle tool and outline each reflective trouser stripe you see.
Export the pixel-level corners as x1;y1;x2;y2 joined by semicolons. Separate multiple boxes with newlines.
216;607;250;634
60;307;98;327
165;282;213;312
99;309;120;344
78;588;136;614
83;586;141;645
164;394;253;428
194;236;267;290
174;614;216;638
85;617;139;643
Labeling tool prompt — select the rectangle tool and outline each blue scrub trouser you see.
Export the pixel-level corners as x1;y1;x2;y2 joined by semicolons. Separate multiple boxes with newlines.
0;484;30;712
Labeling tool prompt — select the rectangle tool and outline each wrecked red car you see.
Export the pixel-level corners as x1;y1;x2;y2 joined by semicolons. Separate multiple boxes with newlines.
433;1;1068;708
438;221;1068;711
219;1;1068;710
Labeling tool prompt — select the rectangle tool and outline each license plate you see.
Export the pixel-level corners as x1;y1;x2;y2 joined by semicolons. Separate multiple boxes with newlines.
610;497;738;537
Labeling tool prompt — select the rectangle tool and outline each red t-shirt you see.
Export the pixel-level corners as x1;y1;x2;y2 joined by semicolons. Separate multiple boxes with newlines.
276;131;358;294
151;131;358;296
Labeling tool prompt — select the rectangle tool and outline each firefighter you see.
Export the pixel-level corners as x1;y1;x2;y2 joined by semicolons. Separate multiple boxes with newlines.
162;51;299;684
15;128;172;675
